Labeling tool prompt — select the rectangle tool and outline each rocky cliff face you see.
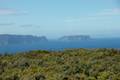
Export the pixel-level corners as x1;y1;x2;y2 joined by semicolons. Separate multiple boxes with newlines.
0;34;48;45
59;35;91;41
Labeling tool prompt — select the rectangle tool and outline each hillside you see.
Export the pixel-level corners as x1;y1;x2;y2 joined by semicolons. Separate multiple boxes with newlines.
0;34;47;46
0;49;120;80
59;35;91;41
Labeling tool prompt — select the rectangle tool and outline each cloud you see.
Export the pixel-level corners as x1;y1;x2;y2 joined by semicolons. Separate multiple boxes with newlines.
64;8;120;23
0;8;16;15
0;23;14;26
20;24;40;28
0;8;27;15
97;8;120;16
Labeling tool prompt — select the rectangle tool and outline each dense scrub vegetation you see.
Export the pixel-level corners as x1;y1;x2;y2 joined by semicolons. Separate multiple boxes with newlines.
0;48;120;80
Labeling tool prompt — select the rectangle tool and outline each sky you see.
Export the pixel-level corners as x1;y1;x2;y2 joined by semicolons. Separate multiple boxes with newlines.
0;0;120;39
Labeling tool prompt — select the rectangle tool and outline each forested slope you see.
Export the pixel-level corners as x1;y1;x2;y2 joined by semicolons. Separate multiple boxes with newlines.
0;49;120;80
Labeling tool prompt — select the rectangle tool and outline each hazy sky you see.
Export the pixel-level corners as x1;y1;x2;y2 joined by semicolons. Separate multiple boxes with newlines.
0;0;120;39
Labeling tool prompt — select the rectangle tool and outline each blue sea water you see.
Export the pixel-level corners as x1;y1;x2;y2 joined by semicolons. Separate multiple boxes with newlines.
0;38;120;53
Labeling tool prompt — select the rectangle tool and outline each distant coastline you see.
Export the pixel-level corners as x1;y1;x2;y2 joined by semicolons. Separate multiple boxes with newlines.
0;34;120;53
0;34;48;46
59;35;91;41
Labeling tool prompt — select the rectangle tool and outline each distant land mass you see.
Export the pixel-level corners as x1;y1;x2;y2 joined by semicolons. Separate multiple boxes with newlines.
0;34;48;46
0;34;120;53
59;35;91;41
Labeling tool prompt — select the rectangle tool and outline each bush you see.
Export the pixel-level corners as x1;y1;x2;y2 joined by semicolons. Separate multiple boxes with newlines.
34;74;46;80
0;48;120;80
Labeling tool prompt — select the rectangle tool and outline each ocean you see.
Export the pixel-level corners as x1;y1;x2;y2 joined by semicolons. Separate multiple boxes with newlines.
0;38;120;53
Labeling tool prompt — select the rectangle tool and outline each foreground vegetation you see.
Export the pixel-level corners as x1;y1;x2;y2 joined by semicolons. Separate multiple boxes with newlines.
0;48;120;80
